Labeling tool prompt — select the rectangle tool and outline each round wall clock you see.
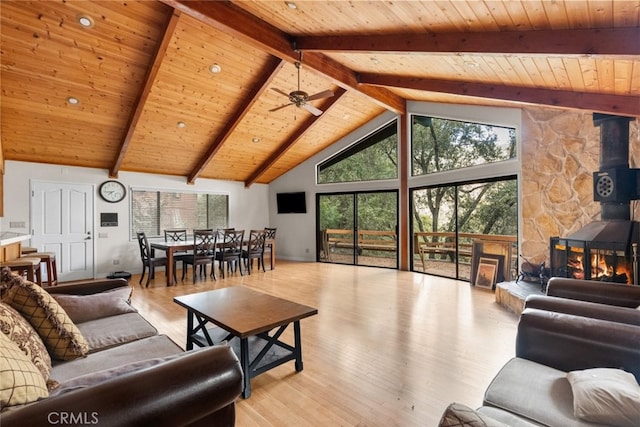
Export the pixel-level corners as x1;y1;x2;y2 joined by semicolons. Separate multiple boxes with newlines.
99;180;126;203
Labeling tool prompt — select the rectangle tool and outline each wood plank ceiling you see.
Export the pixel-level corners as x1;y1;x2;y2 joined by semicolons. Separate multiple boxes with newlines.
1;1;638;186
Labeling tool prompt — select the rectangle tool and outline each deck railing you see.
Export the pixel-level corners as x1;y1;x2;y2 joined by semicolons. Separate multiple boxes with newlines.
321;229;517;264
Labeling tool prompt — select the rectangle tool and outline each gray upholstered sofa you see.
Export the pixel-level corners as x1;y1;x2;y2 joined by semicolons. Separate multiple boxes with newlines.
439;278;640;427
0;273;243;426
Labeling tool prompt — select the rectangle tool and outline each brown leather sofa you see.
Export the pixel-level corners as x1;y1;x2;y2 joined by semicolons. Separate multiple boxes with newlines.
0;277;244;427
545;276;640;308
439;278;640;426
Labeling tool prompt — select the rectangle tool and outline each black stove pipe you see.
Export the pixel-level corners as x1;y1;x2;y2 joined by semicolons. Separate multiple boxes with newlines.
592;114;637;221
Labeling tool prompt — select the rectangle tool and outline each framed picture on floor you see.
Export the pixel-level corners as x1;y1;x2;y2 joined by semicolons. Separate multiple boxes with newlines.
476;257;499;290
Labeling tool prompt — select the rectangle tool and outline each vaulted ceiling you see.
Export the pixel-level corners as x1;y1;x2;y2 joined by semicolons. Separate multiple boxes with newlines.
1;1;638;186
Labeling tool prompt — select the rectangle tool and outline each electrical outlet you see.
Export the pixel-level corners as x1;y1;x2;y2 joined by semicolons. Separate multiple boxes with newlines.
113;259;120;265
305;248;310;253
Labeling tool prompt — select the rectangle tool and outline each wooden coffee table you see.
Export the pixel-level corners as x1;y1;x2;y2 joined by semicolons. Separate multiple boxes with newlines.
174;286;318;398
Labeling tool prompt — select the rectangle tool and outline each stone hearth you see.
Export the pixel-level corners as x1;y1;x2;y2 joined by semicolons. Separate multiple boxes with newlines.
495;280;545;315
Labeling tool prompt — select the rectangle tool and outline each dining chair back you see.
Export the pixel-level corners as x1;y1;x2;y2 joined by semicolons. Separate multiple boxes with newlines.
216;228;235;239
264;227;277;270
215;229;244;278
136;231;169;287
164;229;188;242
182;229;217;283
164;229;190;275
242;229;267;274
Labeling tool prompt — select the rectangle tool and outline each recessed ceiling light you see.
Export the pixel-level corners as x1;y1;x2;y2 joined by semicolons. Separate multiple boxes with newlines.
177;121;186;128
209;64;222;74
370;57;381;65
66;96;80;105
77;15;94;28
285;2;297;10
252;137;261;143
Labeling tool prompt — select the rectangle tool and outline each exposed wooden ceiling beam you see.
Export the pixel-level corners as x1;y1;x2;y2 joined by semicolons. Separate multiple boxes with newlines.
0;136;4;175
359;74;640;117
109;9;181;179
245;88;348;187
187;57;286;184
296;27;640;56
161;0;405;114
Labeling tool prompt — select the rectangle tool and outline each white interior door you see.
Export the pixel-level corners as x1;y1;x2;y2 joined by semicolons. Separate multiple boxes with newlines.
30;181;94;281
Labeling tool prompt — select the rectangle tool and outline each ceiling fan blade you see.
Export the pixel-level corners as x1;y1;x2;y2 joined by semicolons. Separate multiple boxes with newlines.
271;88;291;98
306;90;334;101
269;103;294;112
301;104;323;116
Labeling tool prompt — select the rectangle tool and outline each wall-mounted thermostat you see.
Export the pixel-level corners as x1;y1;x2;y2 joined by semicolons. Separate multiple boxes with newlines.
101;212;118;227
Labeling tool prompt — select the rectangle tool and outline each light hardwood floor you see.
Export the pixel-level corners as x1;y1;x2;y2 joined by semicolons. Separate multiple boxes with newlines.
130;260;519;426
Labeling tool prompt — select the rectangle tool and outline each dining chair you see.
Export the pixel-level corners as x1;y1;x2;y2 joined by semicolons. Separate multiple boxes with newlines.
136;231;170;287
164;228;190;276
215;229;244;279
264;227;277;270
242;229;267;275
182;229;217;283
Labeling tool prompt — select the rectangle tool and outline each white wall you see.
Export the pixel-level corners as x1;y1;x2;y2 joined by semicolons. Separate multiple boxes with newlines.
3;160;269;278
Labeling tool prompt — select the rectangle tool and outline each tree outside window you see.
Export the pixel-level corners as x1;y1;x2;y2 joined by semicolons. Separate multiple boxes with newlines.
317;120;398;184
411;116;516;176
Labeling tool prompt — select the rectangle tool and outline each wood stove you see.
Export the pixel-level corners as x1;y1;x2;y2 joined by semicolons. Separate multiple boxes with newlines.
550;223;638;283
550;114;639;285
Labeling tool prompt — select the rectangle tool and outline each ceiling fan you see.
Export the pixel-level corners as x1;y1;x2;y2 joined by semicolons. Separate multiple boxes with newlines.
270;52;334;116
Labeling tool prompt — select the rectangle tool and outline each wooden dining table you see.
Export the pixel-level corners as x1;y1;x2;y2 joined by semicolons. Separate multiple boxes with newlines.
150;237;275;286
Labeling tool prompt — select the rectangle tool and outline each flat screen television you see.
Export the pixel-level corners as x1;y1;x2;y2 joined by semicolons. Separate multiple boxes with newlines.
276;192;307;214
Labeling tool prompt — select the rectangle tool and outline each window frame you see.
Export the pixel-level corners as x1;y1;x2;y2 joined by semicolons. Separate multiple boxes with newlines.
129;188;229;240
410;114;517;177
407;103;521;191
316;118;399;185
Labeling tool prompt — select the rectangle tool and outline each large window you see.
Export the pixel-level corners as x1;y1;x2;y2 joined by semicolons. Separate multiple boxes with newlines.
411;115;516;176
317;120;397;183
317;191;398;269
411;178;517;280
131;190;228;239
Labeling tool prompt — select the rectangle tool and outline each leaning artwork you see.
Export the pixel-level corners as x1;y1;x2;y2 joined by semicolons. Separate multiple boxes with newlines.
476;257;498;289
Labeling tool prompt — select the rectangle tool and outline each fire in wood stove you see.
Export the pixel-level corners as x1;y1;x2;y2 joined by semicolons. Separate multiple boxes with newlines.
551;238;636;284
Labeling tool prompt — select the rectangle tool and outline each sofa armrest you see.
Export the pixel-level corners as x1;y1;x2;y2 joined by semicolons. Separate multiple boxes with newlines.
0;345;243;427
516;308;640;382
525;294;640;326
546;277;640;308
47;278;129;295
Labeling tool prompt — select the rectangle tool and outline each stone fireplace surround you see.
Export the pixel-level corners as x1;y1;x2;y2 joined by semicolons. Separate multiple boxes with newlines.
520;107;640;267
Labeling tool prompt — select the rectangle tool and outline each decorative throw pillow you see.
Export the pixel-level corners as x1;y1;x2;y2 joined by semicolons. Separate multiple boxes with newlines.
0;331;48;409
0;302;51;383
1;271;88;361
438;402;508;427
52;287;137;324
567;368;640;427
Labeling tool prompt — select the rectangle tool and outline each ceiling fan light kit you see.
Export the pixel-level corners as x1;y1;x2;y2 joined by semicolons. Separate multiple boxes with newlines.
270;52;333;116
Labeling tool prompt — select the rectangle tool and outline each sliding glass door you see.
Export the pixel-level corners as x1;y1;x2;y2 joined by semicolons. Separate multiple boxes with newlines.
411;178;518;281
318;194;355;264
318;191;398;268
